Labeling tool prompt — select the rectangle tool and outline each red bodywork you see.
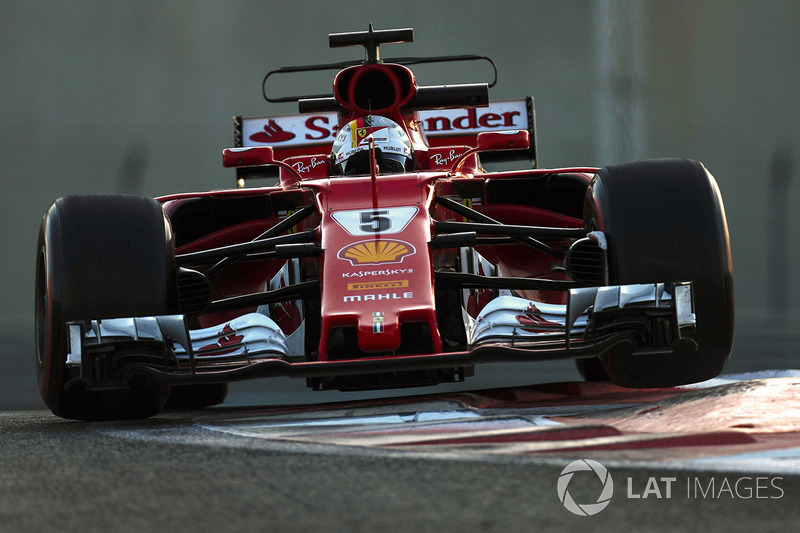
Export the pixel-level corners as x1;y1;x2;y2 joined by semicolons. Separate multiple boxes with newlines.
160;167;594;367
155;39;599;386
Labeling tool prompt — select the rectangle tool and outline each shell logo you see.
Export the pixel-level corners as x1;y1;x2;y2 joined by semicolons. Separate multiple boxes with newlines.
337;239;416;266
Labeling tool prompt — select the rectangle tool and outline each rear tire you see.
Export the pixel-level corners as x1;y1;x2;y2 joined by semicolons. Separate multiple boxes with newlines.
35;195;176;420
584;159;734;387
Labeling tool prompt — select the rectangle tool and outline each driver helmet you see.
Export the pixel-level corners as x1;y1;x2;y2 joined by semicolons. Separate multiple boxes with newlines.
332;116;413;175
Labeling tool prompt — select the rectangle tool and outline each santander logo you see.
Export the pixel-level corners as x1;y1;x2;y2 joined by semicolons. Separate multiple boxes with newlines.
421;108;521;133
240;99;528;148
249;119;296;143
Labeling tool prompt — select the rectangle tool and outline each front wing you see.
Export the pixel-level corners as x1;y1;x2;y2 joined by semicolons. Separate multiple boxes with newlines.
62;282;696;392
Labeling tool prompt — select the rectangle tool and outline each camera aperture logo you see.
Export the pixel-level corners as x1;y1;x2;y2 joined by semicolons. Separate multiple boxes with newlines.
557;459;614;516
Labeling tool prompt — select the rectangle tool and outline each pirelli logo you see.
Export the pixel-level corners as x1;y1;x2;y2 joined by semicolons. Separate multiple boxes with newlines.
347;280;409;291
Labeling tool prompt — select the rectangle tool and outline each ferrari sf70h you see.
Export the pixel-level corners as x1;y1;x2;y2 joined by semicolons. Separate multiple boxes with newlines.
35;26;734;420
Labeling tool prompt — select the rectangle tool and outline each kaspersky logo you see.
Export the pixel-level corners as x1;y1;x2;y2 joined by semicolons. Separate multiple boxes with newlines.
337;239;415;266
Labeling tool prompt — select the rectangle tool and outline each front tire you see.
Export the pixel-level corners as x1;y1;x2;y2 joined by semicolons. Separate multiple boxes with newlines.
163;384;229;410
36;195;176;420
584;159;734;387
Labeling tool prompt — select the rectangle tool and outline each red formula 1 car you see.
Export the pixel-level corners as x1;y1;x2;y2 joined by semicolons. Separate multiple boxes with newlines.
35;26;734;420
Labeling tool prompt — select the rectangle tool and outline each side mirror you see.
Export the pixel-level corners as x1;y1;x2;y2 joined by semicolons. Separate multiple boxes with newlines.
476;130;530;152
222;146;304;188
449;130;530;175
223;146;277;168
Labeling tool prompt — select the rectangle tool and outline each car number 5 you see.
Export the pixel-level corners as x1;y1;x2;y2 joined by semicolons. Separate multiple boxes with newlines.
360;210;392;233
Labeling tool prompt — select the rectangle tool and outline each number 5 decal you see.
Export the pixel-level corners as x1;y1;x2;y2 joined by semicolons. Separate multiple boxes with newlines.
332;206;419;236
359;210;392;233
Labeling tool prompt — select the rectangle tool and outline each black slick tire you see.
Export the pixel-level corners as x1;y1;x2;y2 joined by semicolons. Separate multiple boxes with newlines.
35;195;176;420
584;159;734;387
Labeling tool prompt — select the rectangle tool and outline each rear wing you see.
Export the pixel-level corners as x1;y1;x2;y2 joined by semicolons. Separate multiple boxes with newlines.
231;97;537;182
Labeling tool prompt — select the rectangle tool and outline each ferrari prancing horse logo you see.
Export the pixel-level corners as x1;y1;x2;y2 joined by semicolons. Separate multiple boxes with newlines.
337;239;416;266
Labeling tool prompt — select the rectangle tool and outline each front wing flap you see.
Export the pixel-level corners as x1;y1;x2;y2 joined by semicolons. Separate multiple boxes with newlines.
64;282;695;390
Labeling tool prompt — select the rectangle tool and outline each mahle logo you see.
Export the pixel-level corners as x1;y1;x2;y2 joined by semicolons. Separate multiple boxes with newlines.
557;459;614;516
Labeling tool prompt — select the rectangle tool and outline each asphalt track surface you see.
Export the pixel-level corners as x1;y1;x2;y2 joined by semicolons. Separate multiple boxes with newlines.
2;319;799;532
